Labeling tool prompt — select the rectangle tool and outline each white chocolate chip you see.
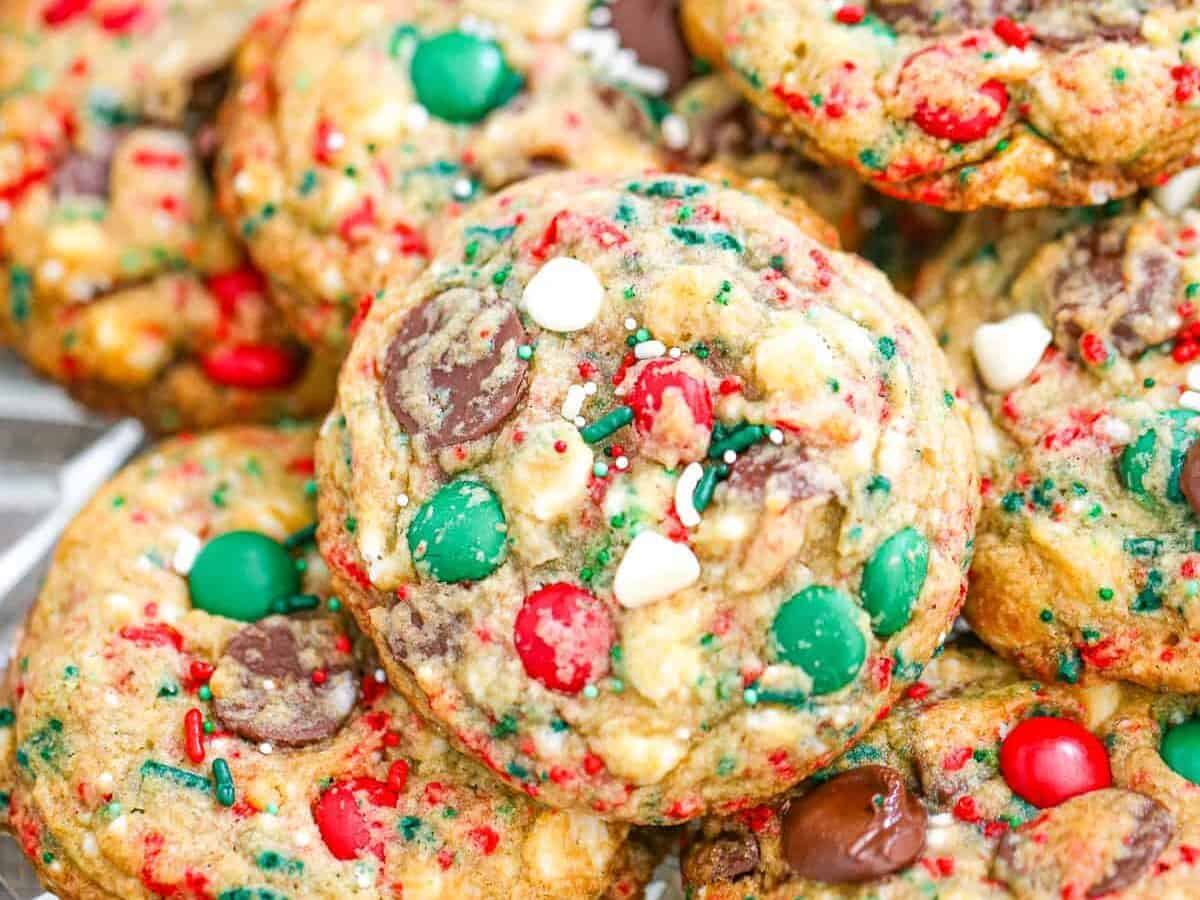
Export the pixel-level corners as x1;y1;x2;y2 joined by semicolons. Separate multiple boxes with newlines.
613;531;700;608
169;528;201;575
971;312;1052;392
1154;167;1200;215
634;340;666;359
522;256;604;332
674;463;704;528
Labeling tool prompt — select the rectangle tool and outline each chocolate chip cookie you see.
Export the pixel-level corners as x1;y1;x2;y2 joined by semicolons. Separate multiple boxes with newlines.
0;425;650;899
698;0;1200;210
0;0;336;431
316;171;977;823
215;0;670;356
683;641;1200;898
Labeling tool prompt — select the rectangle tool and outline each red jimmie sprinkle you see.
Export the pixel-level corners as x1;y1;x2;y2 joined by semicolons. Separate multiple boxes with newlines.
41;0;91;26
992;16;1031;48
834;5;865;24
184;708;205;763
99;3;144;33
119;623;183;651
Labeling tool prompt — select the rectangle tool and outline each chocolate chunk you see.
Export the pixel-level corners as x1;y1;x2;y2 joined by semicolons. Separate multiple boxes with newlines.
868;0;1158;45
609;0;691;95
781;766;927;883
1182;441;1200;516
1046;221;1180;360
383;289;529;449
993;788;1173;898
681;831;760;884
387;603;462;663
211;616;357;747
723;446;829;504
52;130;124;199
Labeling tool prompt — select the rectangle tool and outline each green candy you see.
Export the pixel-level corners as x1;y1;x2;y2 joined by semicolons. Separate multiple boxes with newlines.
188;532;299;622
860;527;929;636
771;586;866;695
410;32;523;124
1161;719;1200;783
1119;410;1197;507
407;479;508;583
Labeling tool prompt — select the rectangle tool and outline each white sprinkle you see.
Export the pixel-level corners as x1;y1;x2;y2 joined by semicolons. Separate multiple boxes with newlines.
373;246;392;266
573;416;586;427
233;171;253;196
259;742;273;755
405;103;430;131
675;462;704;528
295;830;312;848
768;428;784;445
661;113;690;150
1187;364;1200;392
626;63;669;96
67;278;96;302
81;833;98;857
1180;390;1200;412
319;266;344;296
170;528;201;575
1098;417;1133;445
1154;167;1200;215
106;593;131;613
326;131;346;152
971;312;1052;392
452;177;474;200
263;679;276;691
722;450;737;464
588;5;612;25
523;256;605;332
624;317;637;330
562;383;588;421
584;381;598;395
397;493;410;507
613;531;701;608
98;772;114;789
39;259;64;284
668;346;682;359
356;869;373;889
615;455;629;471
635;339;666;360
104;691;120;707
374;668;387;683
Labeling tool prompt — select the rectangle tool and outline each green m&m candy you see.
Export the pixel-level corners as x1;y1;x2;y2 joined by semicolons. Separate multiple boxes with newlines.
410;31;523;124
770;585;866;695
407;479;508;583
1119;410;1198;508
1161;719;1200;784
860;527;929;637
188;531;300;622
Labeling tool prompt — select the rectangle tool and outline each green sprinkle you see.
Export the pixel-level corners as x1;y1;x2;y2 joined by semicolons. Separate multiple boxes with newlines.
592;462;609;478
1099;587;1114;601
692;464;729;513
282;523;317;550
198;685;213;702
580;405;634;443
516;344;533;361
742;688;759;705
708;423;768;459
212;758;236;807
582;684;599;699
1039;609;1054;622
141;759;212;794
877;336;896;360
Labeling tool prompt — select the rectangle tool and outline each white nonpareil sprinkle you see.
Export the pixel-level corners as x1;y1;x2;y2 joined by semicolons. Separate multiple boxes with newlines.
373;246;392;266
523;256;605;332
263;679;276;691
374;668;387;683
613;531;700;608
722;450;737;465
405;103;430;131
768;428;784;445
326;130;346;152
259;742;273;755
452;177;474;200
561;383;588;421
232;171;253;196
39;259;64;284
675;462;704;528
661;113;690;150
397;493;410;507
615;455;629;470
971;312;1052;392
624;317;637;330
634;339;666;360
1180;390;1200;412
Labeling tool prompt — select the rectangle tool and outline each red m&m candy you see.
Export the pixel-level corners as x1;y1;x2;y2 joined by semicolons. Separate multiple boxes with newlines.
200;343;300;390
514;583;614;695
313;777;399;861
999;716;1112;808
629;359;713;435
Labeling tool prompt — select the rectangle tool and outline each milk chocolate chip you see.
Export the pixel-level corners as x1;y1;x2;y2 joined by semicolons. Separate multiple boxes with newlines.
211;616;357;747
609;0;691;95
383;289;528;448
781;766;927;883
1181;441;1200;516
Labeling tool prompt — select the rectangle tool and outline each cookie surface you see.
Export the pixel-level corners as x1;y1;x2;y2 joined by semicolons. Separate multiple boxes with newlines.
706;0;1200;210
683;641;1200;899
0;1;335;431
916;202;1200;691
215;0;674;355
317;171;977;823
0;426;643;899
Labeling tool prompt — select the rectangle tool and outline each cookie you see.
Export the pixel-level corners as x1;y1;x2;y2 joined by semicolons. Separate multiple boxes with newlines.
215;0;676;356
316;171;978;823
682;641;1200;898
0;1;336;432
0;425;652;899
915;201;1200;692
698;0;1200;210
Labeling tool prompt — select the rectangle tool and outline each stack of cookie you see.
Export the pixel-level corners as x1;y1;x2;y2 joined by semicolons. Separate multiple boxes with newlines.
3;0;1200;897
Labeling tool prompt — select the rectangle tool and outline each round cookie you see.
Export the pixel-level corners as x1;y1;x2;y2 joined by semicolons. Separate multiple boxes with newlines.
699;0;1200;210
316;171;978;823
0;1;335;431
0;425;652;900
916;201;1200;691
215;0;670;355
682;641;1200;899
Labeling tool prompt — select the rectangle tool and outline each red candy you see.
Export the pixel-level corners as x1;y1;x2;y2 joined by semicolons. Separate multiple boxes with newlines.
41;0;91;26
313;778;398;861
513;583;614;695
629;360;713;435
206;266;266;316
992;17;1031;49
200;344;299;390
914;79;1009;143
999;716;1112;808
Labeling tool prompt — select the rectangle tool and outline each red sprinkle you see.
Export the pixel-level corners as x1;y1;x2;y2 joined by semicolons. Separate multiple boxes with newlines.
311;669;328;685
992;16;1031;48
834;5;865;24
386;759;409;793
119;623;183;651
913;78;1009;143
183;708;205;763
41;0;91;26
